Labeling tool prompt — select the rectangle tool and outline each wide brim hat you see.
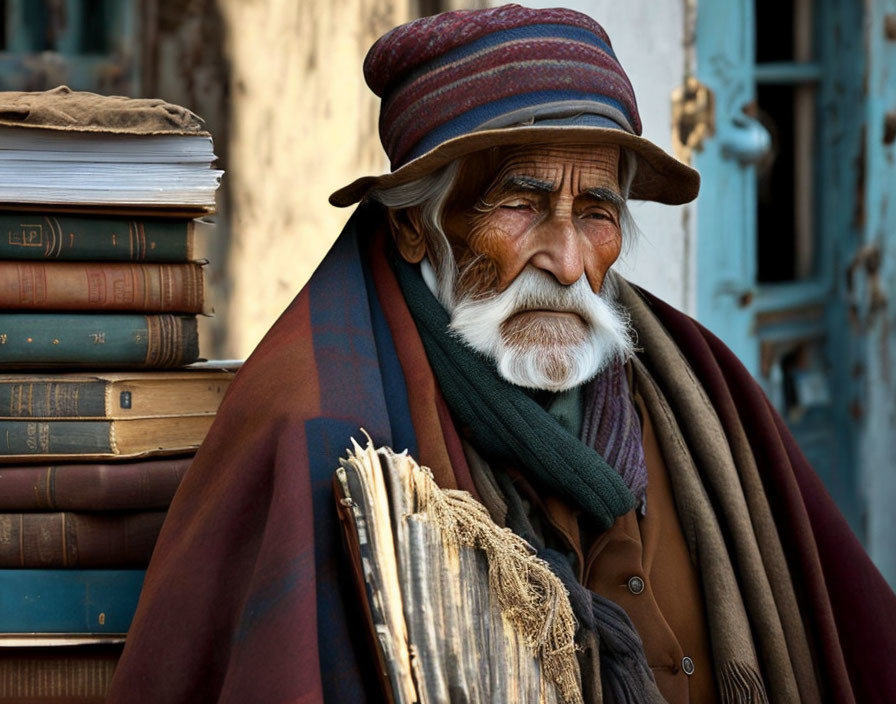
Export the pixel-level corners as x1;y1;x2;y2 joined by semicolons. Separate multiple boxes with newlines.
330;4;699;208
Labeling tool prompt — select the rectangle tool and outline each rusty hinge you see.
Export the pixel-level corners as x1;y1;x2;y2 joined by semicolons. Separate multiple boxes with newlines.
846;244;888;324
671;76;715;164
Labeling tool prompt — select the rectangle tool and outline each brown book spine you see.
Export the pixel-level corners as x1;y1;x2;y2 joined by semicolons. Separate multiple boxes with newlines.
144;315;199;367
0;261;205;313
0;457;191;511
0;645;121;702
0;512;167;567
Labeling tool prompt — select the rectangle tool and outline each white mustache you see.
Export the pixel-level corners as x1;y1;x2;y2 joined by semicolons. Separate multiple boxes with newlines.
450;267;623;349
446;266;634;391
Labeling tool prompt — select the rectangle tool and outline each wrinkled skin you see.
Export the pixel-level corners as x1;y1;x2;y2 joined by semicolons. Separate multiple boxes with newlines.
392;144;626;358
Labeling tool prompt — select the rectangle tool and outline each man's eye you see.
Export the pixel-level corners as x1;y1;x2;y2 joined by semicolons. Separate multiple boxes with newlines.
500;202;533;211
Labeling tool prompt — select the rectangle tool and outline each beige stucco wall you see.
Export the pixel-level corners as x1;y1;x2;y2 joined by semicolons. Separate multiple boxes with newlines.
218;0;410;358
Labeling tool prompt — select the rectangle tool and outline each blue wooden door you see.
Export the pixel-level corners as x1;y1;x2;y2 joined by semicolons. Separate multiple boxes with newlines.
694;0;866;532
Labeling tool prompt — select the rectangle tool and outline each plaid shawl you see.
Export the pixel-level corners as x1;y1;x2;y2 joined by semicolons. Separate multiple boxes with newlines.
107;205;896;703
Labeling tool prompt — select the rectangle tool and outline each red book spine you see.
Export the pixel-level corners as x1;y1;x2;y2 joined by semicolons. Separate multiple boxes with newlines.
0;457;192;511
0;261;205;313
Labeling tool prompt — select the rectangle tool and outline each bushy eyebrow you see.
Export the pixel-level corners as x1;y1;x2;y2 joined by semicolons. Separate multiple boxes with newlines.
475;177;624;212
497;175;556;194
583;186;624;209
476;174;556;211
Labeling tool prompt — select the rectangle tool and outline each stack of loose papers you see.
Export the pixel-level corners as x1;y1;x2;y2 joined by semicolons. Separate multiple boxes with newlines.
0;127;222;208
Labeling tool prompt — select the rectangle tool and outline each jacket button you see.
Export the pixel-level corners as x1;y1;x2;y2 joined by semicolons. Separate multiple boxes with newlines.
626;576;645;594
682;656;695;676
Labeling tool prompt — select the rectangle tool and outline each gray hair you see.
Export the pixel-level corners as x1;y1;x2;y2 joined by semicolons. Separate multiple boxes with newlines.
368;160;462;306
368;148;639;306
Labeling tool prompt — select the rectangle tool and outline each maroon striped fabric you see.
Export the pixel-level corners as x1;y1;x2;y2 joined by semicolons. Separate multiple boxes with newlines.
363;4;641;169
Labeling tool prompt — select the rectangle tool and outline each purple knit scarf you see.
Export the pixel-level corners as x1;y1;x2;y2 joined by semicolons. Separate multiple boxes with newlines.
581;361;648;512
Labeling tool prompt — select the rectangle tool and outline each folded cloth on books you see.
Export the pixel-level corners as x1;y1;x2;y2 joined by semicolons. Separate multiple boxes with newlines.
0;85;207;136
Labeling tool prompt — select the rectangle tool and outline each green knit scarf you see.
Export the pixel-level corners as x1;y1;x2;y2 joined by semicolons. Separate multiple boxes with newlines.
393;257;635;530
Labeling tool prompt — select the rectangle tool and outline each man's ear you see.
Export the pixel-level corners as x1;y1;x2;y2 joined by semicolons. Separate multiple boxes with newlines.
386;207;427;263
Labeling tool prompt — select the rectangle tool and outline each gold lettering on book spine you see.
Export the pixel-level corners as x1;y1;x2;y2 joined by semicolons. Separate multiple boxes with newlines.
87;270;108;305
50;383;80;416
15;264;48;305
5;382;78;416
187;265;203;311
46;217;62;258
8;223;44;250
130;221;147;260
24;422;51;452
109;267;138;307
159;266;173;310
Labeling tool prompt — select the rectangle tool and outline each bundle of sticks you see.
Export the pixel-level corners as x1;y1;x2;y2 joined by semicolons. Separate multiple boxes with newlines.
334;437;583;704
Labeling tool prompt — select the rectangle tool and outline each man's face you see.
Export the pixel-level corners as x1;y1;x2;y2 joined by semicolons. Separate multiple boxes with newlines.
431;143;634;391
443;144;624;298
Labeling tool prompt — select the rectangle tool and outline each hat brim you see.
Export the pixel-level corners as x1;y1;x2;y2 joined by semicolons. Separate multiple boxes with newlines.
329;125;699;207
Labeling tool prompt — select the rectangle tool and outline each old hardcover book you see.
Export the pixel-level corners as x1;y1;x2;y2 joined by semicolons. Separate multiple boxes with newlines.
0;212;203;262
0;369;235;419
0;415;214;460
0;457;191;511
0;313;199;368
0;260;206;313
0;126;222;209
0;511;166;567
0;645;122;704
334;439;580;704
0;569;144;633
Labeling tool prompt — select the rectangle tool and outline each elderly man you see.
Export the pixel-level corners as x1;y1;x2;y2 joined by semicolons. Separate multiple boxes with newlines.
108;5;896;704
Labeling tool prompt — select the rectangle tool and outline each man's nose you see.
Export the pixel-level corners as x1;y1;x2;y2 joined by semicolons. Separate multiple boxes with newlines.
528;212;585;286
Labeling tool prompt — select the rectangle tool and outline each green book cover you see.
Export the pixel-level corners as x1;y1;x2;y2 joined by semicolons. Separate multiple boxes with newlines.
0;313;198;368
0;379;107;417
0;213;193;261
0;374;106;418
0;420;113;454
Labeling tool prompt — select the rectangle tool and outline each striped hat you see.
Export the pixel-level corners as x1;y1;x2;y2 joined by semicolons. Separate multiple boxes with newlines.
329;4;699;207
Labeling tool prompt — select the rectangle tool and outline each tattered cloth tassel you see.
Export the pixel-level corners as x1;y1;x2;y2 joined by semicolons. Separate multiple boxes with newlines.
718;662;769;704
408;458;583;704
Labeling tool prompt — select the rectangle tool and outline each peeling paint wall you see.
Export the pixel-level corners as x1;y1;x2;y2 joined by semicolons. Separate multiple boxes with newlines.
860;0;896;586
217;0;410;358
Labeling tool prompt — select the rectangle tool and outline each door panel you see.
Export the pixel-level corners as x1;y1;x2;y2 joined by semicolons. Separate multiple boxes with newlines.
694;0;866;533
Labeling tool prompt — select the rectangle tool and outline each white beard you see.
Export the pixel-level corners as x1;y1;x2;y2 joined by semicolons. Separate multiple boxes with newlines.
446;266;634;392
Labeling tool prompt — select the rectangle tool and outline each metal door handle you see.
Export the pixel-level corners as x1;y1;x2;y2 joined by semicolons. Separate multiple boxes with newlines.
720;114;772;165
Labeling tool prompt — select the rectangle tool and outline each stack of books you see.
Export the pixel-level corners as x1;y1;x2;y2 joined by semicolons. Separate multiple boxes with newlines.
0;113;229;702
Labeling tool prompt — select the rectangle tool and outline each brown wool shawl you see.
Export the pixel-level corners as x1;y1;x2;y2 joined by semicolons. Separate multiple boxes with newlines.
620;282;813;704
629;355;768;703
622;283;822;703
631;290;822;704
